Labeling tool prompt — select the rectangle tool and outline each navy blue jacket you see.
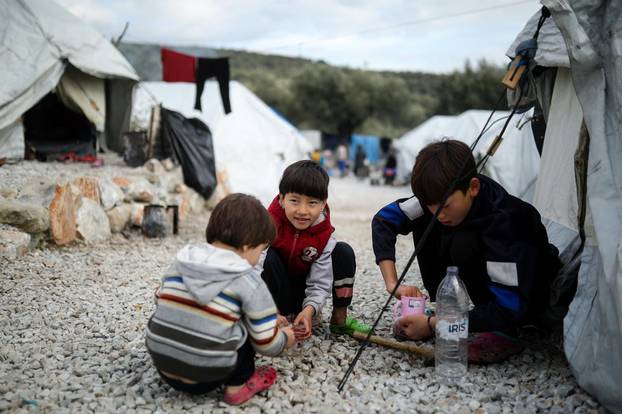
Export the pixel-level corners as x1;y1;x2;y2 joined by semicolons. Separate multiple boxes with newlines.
372;175;560;332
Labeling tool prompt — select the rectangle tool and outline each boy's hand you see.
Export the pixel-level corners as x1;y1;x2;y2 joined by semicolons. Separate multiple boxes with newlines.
387;283;424;299
282;326;297;349
398;314;434;340
276;314;289;328
293;306;314;340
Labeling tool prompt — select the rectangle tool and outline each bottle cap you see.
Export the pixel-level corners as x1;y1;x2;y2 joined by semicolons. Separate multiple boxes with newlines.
447;266;459;275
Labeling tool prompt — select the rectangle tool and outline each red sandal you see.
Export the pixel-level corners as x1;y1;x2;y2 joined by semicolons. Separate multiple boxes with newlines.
223;366;277;405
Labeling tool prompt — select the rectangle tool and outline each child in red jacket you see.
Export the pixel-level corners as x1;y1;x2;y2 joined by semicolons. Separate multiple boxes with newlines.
261;160;370;338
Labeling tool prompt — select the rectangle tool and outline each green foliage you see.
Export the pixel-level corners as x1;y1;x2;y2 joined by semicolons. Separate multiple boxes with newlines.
226;49;506;138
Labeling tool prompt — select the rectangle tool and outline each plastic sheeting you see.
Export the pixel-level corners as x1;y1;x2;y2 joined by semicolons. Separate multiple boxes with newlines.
0;121;24;159
532;68;582;231
394;110;540;201
506;10;570;68
0;0;138;130
132;81;312;205
350;134;380;165
160;108;217;199
57;66;106;132
511;2;622;411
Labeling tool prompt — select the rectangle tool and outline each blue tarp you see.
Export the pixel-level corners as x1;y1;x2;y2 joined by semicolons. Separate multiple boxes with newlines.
350;134;380;164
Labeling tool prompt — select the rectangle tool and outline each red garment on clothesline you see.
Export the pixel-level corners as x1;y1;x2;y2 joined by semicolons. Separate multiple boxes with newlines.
161;48;196;82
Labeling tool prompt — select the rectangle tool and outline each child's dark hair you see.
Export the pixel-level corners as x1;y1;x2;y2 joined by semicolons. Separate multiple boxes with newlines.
411;139;476;206
279;160;329;200
206;193;276;248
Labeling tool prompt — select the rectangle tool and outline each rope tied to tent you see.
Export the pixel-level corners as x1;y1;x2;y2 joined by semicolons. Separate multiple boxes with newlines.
337;5;551;393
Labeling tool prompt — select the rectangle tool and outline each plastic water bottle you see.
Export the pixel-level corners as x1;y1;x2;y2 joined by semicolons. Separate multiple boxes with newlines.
435;266;470;384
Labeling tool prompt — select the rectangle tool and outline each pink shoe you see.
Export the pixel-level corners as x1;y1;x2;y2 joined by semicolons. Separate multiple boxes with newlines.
223;366;277;405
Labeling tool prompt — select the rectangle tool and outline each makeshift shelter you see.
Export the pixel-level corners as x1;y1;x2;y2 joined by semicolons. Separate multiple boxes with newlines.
508;2;622;412
0;0;139;160
132;81;311;205
394;110;540;200
350;134;381;165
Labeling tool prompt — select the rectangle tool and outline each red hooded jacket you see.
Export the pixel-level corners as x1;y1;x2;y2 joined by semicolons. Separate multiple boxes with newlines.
267;196;334;277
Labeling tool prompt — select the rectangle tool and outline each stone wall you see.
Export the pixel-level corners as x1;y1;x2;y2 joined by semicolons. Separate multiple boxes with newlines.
0;158;215;258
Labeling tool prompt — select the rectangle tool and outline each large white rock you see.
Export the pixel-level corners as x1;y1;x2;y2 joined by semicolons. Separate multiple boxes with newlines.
98;178;125;211
0;198;49;233
126;178;155;203
106;204;132;233
76;198;111;242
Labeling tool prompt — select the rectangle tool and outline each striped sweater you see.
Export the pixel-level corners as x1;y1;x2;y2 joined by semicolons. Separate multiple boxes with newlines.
145;243;287;383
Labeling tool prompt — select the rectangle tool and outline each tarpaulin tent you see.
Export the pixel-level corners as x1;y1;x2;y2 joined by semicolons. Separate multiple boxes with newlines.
132;81;311;205
0;0;139;159
509;2;622;411
394;109;541;201
350;134;381;165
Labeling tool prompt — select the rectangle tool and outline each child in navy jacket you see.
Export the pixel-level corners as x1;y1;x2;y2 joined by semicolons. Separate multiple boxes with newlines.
372;140;560;362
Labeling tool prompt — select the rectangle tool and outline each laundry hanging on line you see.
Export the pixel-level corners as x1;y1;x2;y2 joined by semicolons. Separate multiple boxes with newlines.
160;48;231;114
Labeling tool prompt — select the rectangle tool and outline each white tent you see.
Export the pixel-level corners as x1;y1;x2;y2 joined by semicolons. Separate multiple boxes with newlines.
132;81;312;205
394;109;541;201
509;2;622;412
0;0;139;158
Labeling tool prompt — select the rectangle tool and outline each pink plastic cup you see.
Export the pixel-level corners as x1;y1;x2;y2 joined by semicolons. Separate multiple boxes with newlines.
392;295;427;319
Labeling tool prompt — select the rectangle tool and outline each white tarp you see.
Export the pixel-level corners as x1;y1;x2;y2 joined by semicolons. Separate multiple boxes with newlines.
0;121;25;159
133;81;312;205
532;68;583;231
512;2;622;411
57;67;107;132
0;0;138;130
394;109;540;200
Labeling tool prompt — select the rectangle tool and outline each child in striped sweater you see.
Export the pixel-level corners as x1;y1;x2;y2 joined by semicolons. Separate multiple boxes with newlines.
145;194;296;405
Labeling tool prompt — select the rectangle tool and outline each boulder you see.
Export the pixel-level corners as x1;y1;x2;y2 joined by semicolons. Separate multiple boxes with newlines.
127;179;155;203
48;183;77;245
106;204;132;233
18;179;56;206
144;159;166;186
161;168;184;193
161;158;175;171
112;176;131;190
72;177;101;204
99;178;124;211
0;187;17;199
130;203;146;227
144;158;165;175
0;226;31;258
0;198;49;233
174;183;188;194
76;198;111;242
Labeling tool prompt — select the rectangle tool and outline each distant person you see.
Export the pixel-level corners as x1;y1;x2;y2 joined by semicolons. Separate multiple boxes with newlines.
322;148;335;176
372;140;561;363
336;143;348;177
383;149;397;185
311;148;322;164
354;145;368;178
261;160;371;338
145;194;296;405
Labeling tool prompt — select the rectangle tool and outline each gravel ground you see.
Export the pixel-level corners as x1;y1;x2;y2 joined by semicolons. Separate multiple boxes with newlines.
0;162;602;413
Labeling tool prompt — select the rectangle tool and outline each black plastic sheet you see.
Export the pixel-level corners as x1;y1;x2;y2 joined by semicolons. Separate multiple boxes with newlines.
160;108;217;199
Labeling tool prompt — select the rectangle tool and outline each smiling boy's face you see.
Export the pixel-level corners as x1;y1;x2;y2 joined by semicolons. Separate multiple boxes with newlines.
279;192;326;230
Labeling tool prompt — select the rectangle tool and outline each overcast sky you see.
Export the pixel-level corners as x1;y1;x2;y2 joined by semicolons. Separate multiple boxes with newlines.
56;0;542;73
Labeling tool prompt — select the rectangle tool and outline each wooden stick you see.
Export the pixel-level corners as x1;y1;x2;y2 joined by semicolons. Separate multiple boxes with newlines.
351;331;434;359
